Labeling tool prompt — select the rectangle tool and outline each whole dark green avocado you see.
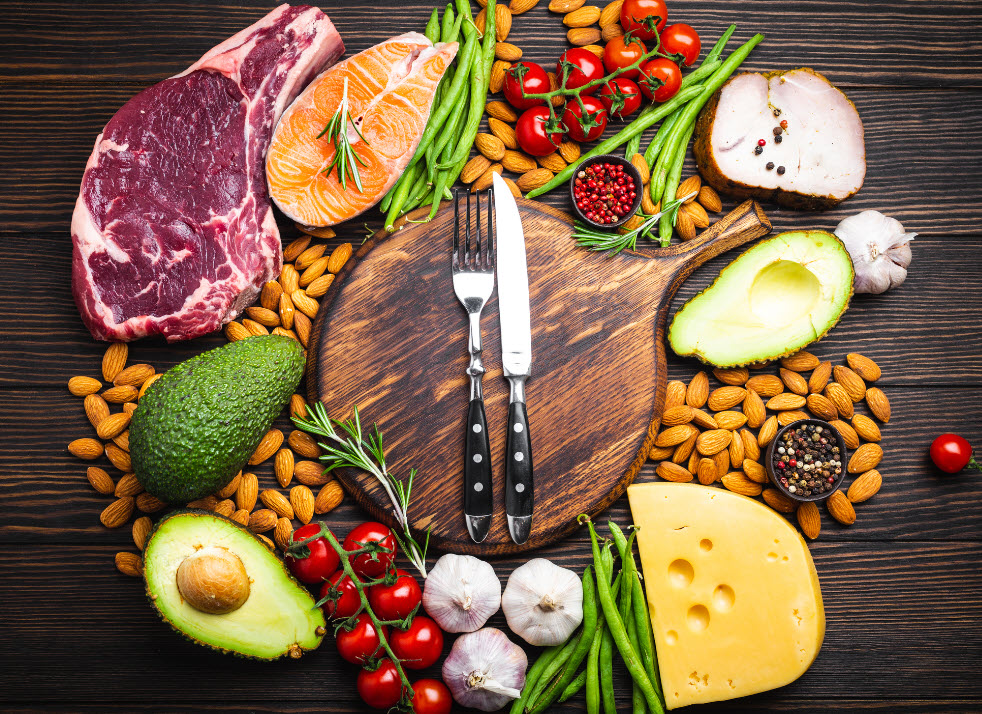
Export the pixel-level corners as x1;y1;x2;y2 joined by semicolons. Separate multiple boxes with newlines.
130;336;305;503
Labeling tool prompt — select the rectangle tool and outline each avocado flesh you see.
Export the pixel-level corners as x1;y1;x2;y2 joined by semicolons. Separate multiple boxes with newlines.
130;335;304;503
144;511;326;659
669;231;853;367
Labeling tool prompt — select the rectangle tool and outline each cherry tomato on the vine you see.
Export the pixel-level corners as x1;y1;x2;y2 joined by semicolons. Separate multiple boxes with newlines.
389;615;444;670
620;0;668;41
503;61;550;110
602;33;647;79
319;570;361;619
515;106;564;157
660;23;702;66
336;613;388;665
561;96;609;142
556;48;605;95
368;569;423;621
411;679;453;714
639;57;682;102
598;77;643;119
357;659;404;710
343;522;396;579
930;434;982;474
285;524;340;585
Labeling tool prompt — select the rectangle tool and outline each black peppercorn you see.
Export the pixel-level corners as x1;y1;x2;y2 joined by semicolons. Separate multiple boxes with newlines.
773;126;783;135
766;162;774;170
777;166;786;175
754;145;763;156
775;134;783;144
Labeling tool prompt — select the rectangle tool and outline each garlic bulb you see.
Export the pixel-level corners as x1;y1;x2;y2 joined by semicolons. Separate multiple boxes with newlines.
501;558;583;646
422;553;501;633
834;210;915;294
442;627;527;712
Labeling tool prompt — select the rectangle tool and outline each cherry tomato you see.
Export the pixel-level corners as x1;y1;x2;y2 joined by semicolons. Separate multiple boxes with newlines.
515;106;563;157
598;77;643;119
602;33;647;79
639;57;682;102
660;23;702;66
285;524;340;585
930;434;981;474
620;0;668;41
357;659;404;710
368;569;423;621
344;522;396;579
561;96;608;143
319;570;361;619
503;61;550;111
336;613;388;665
556;48;605;95
389;615;444;670
411;679;453;714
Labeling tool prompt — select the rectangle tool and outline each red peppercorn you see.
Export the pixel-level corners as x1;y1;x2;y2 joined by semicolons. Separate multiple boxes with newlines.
757;139;766;146
573;160;638;225
780;119;788;129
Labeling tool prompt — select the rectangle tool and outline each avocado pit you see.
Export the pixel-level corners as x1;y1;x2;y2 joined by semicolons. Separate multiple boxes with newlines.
176;546;250;614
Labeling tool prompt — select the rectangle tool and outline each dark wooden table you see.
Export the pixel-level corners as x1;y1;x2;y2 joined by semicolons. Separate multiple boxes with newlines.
2;1;980;711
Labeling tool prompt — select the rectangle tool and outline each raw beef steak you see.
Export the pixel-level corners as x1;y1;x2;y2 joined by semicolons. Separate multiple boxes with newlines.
71;4;344;342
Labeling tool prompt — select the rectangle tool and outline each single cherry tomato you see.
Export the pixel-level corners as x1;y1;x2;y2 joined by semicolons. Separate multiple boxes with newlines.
597;77;643;119
344;522;397;579
319;570;361;619
620;0;668;41
411;679;453;714
336;613;388;665
660;23;702;66
515;106;563;157
357;659;404;710
556;48;605;95
930;434;981;473
639;57;682;102
503;61;550;110
561;96;608;143
368;569;423;621
602;33;647;79
285;524;340;585
389;615;444;670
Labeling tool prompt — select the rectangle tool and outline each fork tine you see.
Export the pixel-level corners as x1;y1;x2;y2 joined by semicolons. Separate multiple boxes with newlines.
486;188;494;270
452;189;461;269
464;190;472;269
475;190;483;269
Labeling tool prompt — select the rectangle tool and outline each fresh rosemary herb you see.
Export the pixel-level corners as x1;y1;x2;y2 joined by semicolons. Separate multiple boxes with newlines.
572;192;696;254
317;76;369;192
293;402;429;578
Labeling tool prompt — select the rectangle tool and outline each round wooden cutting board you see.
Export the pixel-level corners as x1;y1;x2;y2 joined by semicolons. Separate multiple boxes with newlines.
307;199;770;555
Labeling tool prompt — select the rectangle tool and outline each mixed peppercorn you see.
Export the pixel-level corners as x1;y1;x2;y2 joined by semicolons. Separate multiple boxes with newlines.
772;423;843;497
573;162;638;225
753;118;787;174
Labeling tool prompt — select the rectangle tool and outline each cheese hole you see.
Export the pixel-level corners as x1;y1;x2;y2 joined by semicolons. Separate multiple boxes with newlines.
687;604;710;632
699;539;713;551
665;630;678;645
766;552;778;562
713;584;736;612
668;559;694;588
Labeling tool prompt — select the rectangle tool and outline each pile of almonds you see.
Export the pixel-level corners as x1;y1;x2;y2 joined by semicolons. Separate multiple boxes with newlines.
68;226;353;578
618;173;721;241
651;351;891;539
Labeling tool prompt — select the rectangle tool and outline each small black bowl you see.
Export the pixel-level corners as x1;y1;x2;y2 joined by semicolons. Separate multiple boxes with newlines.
568;154;643;229
765;418;848;503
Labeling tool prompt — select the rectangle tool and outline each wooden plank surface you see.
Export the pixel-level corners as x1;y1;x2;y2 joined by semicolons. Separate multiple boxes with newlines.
1;0;980;711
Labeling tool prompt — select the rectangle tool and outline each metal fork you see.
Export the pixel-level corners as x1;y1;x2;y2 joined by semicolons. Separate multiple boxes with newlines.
452;188;495;543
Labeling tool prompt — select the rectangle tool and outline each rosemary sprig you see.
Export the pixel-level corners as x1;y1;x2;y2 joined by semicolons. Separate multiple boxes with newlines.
293;403;428;578
317;76;369;192
572;192;696;254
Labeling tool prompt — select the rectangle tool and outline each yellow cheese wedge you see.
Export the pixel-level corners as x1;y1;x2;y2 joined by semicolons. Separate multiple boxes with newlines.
627;482;824;709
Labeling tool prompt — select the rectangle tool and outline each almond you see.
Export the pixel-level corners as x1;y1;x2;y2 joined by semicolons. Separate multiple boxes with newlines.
672;433;698;465
243;318;269;336
123;402;138;416
249;428;284;465
806;393;838;421
852;414;882;442
797;501;821;539
245;306;280;328
225;320;251;342
847;353;881;382
289;430;321;459
486;100;518;123
101;497;134;528
517;167;554;192
475;133;506;162
111;431;128;450
315;480;345;514
290;485;315;525
564;5;600;25
271;326;298;342
249;509;278;533
674;208;696;241
763;488;797;513
826;490;856;526
216;472;242;500
715;410;747;431
655;424;698;448
495;4;513;40
824;382;853;419
462;155;492;184
681;201;710;229
272;292;294;331
114;473;143;497
230;509;250;526
295;460;332;487
69;376;103;397
295;243;327;270
676;175;701;202
696;429;732;456
708;386;746;412
833;365;867;402
280;263;300;294
697;185;722;213
778;410;809;427
259;489;294;519
728;427;745;465
132;516;152;551
290;394;309;420
502;149;537;174
746;374;784;398
866;387;891;423
489;114;517;147
475;7;486;34
741;429;760;461
472;163;503;192
495;42;523;61
757;416;779;448
69;437;103;460
96;411;131;440
115;551;144;577
779;368;809;396
722;472;762;496
601;22;624;41
696;458;717;485
137;492;166;513
489;61;511;94
558;139;580;163
661;405;694;427
282;236;311;263
86;466;115;495
713;367;749;386
599;0;623;27
84;393;110;429
656;461;693;483
781;350;820;372
214;499;235;518
261;280;284;311
236;472;259;512
742;388;766;429
627;153;650;185
274;517;295;551
847;469;882;503
103;384;139;403
185;495;217;511
808;361;832;393
509;0;540;15
257;534;276;551
691;408;718;430
665;380;686;409
743;459;768;484
766;392;806;411
712;448;730;478
538;152;567;173
102;343;128;382
291;289;319;319
502;177;523;198
549;0;584;10
685;371;710;408
640;188;659;216
649;445;674;460
830;419;860;450
305;274;335;299
848;443;883;474
273;449;295;489
567;27;601;45
328;243;353;274
297;223;336;240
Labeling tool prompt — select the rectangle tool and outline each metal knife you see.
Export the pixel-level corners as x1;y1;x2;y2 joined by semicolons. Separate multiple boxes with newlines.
491;173;533;545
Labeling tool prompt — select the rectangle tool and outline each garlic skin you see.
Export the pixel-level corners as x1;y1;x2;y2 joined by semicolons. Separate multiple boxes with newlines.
501;558;583;646
834;210;915;294
422;553;501;633
442;627;527;712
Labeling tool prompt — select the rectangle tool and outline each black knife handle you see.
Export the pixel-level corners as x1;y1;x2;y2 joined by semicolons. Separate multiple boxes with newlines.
464;398;493;517
505;400;533;520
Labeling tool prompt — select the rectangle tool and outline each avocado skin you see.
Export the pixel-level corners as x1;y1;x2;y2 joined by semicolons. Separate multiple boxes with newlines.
130;336;304;503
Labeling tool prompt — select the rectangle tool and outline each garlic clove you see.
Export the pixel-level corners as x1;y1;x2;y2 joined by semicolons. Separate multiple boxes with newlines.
501;558;584;646
423;553;501;633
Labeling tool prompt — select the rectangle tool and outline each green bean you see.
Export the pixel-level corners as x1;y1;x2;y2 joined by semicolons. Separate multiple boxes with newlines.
657;121;696;244
599;591;616;714
383;161;424;230
443;0;495;169
429;90;468;180
456;0;476;39
600;539;615;584
440;3;456;42
509;643;565;714
703;24;737;65
559;669;587;703
642;108;681;170
624;132;642;161
632;576;662;702
424;7;440;43
586;576;619;714
527;629;582;707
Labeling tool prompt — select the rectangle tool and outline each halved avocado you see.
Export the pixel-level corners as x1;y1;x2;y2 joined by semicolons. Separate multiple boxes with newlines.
143;510;326;660
668;231;853;367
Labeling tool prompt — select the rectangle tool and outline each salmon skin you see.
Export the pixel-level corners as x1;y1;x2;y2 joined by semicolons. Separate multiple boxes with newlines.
267;32;457;227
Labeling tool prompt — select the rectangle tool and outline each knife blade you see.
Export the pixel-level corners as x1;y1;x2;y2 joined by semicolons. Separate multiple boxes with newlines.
491;173;533;545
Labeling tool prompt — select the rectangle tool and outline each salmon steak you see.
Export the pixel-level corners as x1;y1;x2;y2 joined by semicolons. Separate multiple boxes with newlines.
267;32;457;226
